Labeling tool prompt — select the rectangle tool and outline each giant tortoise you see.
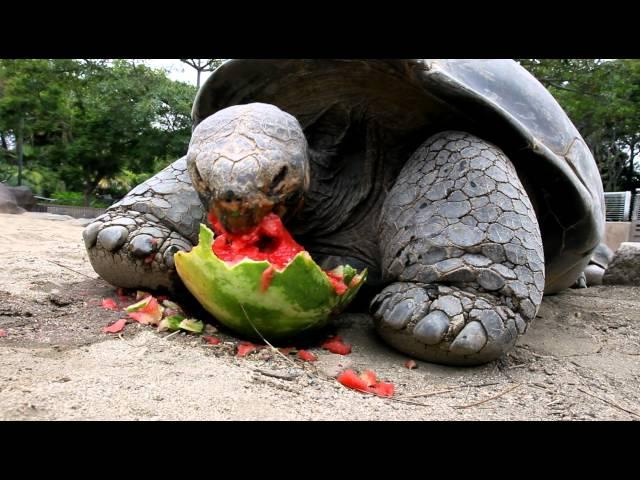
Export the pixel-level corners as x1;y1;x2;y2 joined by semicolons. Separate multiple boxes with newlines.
83;59;605;365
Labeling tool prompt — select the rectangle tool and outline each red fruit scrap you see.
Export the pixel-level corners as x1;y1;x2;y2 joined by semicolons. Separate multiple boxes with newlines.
127;296;163;325
208;212;351;295
237;341;261;357
101;298;119;311
369;382;395;397
203;336;221;345
405;360;417;369
337;369;395;397
336;370;370;393
359;370;377;387
321;336;352;355
209;212;304;270
103;319;126;334
297;349;317;362
0;329;7;337
324;270;348;295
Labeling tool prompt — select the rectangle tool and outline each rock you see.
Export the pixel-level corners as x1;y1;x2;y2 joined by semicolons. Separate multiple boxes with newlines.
0;183;25;214
8;185;37;211
603;242;640;286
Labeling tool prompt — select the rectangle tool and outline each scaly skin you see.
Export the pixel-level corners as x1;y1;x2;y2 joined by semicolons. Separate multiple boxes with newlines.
83;157;204;291
372;131;545;365
84;106;546;366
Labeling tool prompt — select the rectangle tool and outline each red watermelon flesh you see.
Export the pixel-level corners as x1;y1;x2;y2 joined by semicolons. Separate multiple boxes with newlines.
208;212;349;294
337;369;395;397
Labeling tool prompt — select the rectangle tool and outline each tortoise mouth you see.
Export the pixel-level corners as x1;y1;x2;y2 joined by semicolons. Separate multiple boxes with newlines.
210;197;275;234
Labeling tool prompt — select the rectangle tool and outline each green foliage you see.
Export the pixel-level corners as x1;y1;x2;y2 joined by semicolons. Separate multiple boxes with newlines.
518;59;640;191
2;58;635;205
50;191;110;208
0;59;197;205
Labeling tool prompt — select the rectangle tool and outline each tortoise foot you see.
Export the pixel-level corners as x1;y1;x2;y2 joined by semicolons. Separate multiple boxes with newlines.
371;282;529;366
83;209;193;292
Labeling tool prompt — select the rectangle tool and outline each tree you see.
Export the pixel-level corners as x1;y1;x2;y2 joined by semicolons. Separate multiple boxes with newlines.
179;59;223;89
518;59;640;191
0;59;197;204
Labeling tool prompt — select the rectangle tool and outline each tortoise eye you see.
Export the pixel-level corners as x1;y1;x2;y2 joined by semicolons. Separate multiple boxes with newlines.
270;166;289;192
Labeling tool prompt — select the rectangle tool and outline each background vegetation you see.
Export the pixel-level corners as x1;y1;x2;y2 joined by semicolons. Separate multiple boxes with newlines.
0;59;637;207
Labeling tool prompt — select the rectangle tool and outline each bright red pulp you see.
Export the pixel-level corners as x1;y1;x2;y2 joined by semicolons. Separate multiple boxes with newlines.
208;212;350;295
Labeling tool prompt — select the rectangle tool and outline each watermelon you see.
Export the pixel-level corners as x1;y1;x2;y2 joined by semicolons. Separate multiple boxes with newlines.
174;215;366;341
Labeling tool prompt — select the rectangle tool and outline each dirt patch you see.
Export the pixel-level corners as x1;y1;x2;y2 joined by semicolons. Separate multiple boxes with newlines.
1;213;639;420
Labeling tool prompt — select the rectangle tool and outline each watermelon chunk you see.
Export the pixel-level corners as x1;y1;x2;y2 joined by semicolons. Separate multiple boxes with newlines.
103;319;126;334
237;342;260;357
297;349;317;362
203;335;221;345
126;296;164;326
337;369;395;397
321;336;352;355
337;370;370;393
369;381;395;397
175;221;367;341
101;298;119;311
359;370;377;387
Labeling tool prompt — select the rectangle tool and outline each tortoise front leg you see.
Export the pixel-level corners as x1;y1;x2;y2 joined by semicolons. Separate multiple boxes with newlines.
83;157;205;292
372;131;545;366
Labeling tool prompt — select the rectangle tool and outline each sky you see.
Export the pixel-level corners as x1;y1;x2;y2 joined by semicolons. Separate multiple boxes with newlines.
144;59;216;86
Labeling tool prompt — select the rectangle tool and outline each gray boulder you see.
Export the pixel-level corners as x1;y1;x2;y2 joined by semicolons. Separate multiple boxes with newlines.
8;185;37;211
602;242;640;286
0;183;25;214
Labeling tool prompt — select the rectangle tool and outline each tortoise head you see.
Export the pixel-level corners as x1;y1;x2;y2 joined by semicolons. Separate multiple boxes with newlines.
186;103;310;233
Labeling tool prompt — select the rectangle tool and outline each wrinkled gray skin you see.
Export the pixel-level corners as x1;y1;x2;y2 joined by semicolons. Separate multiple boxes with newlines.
84;60;606;366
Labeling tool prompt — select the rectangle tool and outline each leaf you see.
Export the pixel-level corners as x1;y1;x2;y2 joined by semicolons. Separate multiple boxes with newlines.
103;319;126;334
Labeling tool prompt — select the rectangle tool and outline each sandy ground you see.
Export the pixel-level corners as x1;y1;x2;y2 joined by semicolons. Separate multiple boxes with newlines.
0;212;639;421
